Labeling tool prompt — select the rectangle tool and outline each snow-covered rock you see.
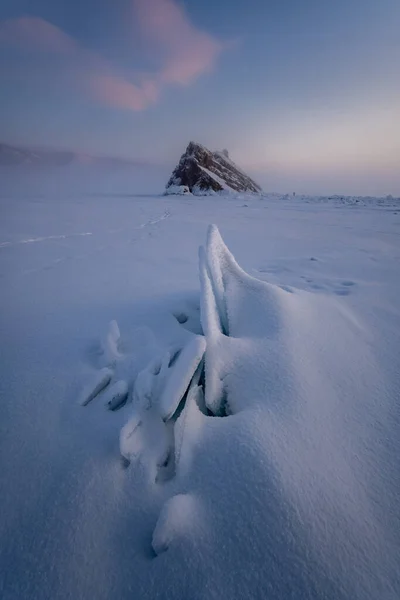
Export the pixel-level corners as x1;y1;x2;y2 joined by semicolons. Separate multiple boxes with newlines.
164;184;191;196
165;141;262;195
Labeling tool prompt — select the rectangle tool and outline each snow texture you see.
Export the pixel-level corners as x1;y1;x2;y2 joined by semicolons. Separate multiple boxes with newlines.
151;493;203;556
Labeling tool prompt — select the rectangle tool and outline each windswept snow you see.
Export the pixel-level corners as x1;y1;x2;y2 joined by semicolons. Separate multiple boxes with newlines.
80;367;113;406
0;174;399;600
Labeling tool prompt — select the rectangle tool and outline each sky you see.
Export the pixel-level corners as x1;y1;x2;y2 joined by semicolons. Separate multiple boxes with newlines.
0;0;399;195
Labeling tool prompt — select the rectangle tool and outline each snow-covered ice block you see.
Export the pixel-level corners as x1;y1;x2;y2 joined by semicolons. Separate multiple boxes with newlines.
120;409;170;476
152;494;200;556
174;383;206;478
158;335;206;421
198;245;226;414
199;245;224;339
204;224;281;338
204;224;230;335
133;361;158;410
199;224;287;414
80;367;113;406
103;380;129;411
133;349;172;410
101;320;120;365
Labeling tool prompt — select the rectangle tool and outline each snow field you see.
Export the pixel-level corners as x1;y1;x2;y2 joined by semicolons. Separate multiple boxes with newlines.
1;176;399;599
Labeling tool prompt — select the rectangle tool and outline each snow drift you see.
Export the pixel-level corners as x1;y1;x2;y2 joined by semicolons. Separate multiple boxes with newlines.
79;224;398;600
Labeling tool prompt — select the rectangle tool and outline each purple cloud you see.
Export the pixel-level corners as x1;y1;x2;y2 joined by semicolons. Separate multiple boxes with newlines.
134;0;224;86
0;1;226;112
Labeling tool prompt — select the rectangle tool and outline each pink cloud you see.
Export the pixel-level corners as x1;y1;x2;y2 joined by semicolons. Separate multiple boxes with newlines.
0;16;77;54
0;3;226;112
133;0;224;85
87;74;159;111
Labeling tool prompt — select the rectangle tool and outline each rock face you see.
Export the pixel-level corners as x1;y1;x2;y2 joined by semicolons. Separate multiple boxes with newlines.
166;142;262;195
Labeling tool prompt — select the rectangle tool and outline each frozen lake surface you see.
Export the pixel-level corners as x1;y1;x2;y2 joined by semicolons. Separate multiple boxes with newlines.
0;168;399;599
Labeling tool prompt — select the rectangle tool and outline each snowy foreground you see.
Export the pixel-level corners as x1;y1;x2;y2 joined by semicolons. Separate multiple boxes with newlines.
0;172;399;600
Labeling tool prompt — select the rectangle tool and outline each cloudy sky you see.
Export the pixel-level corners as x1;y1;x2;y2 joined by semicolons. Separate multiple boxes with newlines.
0;0;399;194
